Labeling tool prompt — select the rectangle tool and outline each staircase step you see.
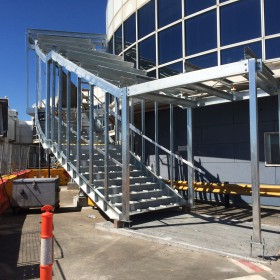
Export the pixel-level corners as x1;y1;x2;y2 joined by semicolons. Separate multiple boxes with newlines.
96;182;160;195
82;170;143;180
93;176;153;187
114;196;179;212
109;189;164;203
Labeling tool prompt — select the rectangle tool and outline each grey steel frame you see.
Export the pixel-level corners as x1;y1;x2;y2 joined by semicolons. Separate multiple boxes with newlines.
30;34;280;241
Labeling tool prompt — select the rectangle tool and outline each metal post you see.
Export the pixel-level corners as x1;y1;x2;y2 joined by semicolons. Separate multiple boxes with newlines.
35;55;39;108
187;107;194;208
141;100;145;163
89;85;94;185
170;105;174;189
130;98;134;153
121;91;130;222
51;62;56;142
66;71;71;166
104;92;109;201
39;58;42;108
58;66;63;150
114;97;119;145
76;77;82;173
249;58;261;243
155;102;159;175
26;45;29;111
278;94;280;158
45;61;51;139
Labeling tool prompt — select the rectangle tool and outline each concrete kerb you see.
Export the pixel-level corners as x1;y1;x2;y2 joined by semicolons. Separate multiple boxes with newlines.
94;221;272;264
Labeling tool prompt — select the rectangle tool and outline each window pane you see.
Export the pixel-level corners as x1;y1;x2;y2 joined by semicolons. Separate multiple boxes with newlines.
139;36;156;70
114;26;122;55
220;0;261;46
186;52;217;68
124;47;136;68
159;24;182;64
138;0;155;39
265;0;280;36
124;13;136;48
159;62;183;78
185;0;216;16
108;38;113;54
158;0;181;28
265;133;280;165
221;42;261;64
185;10;217;55
266;37;280;60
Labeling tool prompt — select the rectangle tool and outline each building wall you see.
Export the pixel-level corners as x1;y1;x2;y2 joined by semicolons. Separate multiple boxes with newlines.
143;96;280;185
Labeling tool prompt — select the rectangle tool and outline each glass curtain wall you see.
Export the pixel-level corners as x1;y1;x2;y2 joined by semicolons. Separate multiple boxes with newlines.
107;0;280;76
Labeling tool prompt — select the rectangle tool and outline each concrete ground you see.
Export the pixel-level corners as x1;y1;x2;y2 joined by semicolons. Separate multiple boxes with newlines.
0;187;279;280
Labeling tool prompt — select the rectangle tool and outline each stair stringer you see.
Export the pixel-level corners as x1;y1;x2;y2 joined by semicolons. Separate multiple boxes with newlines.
35;116;122;220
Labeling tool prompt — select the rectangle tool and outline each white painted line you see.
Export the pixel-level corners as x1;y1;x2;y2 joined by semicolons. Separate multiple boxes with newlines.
225;275;267;280
229;259;255;273
251;262;272;272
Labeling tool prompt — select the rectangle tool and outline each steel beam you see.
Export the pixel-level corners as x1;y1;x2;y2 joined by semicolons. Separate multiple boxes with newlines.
170;105;174;189
89;84;94;185
141;100;145;163
66;71;71;167
104;92;109;202
249;59;262;243
127;60;249;97
45;61;51;139
121;92;130;222
58;66;63;150
155;102;159;175
187;108;194;208
76;77;82;172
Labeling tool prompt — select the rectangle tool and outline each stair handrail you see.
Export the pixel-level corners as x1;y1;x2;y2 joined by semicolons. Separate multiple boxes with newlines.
107;108;204;174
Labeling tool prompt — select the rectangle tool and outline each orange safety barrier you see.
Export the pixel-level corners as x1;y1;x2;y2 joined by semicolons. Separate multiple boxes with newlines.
40;205;54;280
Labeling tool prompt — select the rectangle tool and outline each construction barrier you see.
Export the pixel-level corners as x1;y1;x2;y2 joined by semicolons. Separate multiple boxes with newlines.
40;205;54;280
166;180;280;197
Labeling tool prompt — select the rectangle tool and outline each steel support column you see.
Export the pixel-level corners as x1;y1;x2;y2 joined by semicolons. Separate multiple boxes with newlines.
249;59;262;243
58;66;63;150
121;91;130;222
38;58;42;108
104;92;109;201
89;85;94;185
45;61;51;139
76;77;82;173
130;98;134;153
278;94;280;155
170;105;174;188
187;108;194;208
51;62;56;142
141;100;145;163
114;97;119;144
66;71;71;168
35;55;39;108
155;102;159;175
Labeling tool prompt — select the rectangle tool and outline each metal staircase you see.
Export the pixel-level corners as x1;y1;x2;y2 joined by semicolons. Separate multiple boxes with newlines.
28;29;187;222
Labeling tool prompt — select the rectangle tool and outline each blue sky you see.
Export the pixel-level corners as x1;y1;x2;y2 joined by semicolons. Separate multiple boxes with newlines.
0;0;107;120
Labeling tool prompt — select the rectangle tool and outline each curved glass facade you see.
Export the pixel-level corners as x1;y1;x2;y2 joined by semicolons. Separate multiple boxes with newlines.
108;0;280;78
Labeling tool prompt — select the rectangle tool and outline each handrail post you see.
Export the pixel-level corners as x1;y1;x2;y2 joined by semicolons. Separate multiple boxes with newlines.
121;89;130;222
89;84;94;185
155;102;159;175
141;100;145;163
58;66;63;150
76;77;82;173
66;71;71;169
104;92;110;203
170;105;174;189
51;62;56;143
187;107;194;208
45;60;51;139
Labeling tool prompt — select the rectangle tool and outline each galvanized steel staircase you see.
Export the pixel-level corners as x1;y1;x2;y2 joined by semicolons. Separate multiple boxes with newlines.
29;29;186;222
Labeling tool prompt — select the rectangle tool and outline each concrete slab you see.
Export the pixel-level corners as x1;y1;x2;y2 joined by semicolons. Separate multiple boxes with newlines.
0;188;279;280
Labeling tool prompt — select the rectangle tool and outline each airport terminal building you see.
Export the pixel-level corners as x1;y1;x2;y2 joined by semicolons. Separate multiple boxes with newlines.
106;0;280;192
